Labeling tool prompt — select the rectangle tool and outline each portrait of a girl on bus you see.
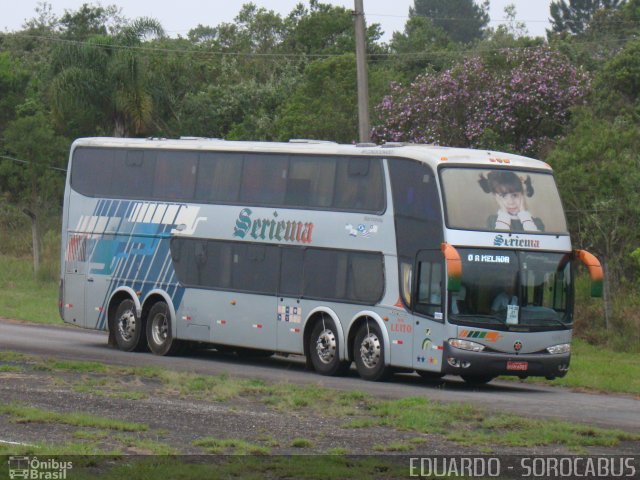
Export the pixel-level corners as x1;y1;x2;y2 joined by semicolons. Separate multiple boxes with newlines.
478;170;544;232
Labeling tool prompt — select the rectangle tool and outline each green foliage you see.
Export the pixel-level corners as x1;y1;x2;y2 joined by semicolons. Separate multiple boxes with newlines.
0;255;59;323
58;3;126;39
411;0;490;44
0;52;29;132
388;16;458;79
1;111;67;206
354;396;638;449
549;37;640;287
275;54;359;143
49;17;164;137
549;0;625;35
0;402;148;431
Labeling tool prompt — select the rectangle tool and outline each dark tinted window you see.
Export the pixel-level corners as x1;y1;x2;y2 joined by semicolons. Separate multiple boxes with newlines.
154;150;197;201
286;156;336;208
71;147;115;196
334;158;384;212
231;243;280;294
195;152;242;203
304;248;383;304
240;154;287;205
389;159;443;255
72;148;385;213
110;150;156;198
279;248;304;297
171;239;383;304
415;260;443;317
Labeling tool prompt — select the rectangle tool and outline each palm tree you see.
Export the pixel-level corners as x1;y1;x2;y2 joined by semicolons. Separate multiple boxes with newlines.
50;18;164;137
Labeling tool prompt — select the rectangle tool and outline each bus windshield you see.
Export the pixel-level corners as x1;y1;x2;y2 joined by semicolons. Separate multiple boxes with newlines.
449;249;572;328
440;167;568;234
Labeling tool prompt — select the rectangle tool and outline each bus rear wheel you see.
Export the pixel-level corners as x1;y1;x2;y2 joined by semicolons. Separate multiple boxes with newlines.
146;301;182;356
308;317;350;376
354;321;392;381
113;299;147;352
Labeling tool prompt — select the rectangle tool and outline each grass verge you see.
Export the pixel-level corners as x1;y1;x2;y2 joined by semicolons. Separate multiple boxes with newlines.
0;403;148;432
348;397;639;452
1;351;639;454
543;339;640;395
0;255;60;324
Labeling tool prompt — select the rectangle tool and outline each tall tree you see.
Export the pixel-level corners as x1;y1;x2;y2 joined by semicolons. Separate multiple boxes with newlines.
410;0;490;44
1;110;67;274
548;0;625;35
49;16;164;137
58;3;126;39
388;16;456;79
372;48;589;156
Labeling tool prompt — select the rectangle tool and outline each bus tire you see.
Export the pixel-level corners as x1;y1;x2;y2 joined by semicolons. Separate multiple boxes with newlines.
354;321;392;381
309;317;350;376
461;374;495;386
146;301;182;356
113;299;147;352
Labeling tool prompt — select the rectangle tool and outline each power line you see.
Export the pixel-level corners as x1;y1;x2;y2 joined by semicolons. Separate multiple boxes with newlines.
0;155;67;173
4;31;636;61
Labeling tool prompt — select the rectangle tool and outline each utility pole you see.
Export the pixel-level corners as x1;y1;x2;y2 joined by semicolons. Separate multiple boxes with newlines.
354;0;370;143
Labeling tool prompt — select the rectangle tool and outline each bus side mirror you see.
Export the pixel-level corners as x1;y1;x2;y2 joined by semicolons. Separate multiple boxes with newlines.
574;250;603;298
441;243;462;293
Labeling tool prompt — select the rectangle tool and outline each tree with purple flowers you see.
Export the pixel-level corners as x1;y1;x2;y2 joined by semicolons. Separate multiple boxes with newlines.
372;48;590;157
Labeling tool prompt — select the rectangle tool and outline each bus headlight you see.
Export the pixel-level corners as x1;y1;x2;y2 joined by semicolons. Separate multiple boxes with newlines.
546;343;570;355
449;339;485;352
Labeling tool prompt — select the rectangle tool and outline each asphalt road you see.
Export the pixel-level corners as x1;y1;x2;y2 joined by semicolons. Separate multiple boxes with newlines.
1;318;638;432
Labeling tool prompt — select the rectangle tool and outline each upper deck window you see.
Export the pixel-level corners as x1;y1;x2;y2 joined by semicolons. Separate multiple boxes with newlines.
71;147;385;214
440;167;568;234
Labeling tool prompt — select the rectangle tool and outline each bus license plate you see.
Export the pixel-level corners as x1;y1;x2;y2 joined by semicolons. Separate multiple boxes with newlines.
507;361;528;371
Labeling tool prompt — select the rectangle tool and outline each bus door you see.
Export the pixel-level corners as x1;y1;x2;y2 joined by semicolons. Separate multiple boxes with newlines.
411;249;446;372
276;248;305;354
62;234;88;327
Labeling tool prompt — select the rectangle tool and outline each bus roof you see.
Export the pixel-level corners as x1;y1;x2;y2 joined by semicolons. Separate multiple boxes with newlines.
71;137;553;172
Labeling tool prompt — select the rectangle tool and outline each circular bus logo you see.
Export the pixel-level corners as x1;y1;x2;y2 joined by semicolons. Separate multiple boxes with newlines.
514;341;523;352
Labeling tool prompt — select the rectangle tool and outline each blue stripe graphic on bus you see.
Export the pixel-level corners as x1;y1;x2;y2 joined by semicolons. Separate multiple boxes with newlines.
74;199;206;330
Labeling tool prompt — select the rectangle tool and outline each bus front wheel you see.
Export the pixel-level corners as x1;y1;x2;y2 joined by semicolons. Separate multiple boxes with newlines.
308;317;350;376
146;301;182;356
113;299;147;352
354;321;392;381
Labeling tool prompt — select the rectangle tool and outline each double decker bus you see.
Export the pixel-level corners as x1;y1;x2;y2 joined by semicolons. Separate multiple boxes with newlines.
60;138;602;383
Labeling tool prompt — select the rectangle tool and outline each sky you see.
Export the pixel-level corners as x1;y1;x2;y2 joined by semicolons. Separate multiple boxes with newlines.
1;0;554;41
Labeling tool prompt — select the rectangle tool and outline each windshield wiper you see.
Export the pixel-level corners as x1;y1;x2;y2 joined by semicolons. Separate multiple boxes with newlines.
450;314;505;324
520;316;570;328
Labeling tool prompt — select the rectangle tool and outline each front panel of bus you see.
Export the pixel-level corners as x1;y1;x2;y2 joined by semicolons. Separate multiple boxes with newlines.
437;165;573;380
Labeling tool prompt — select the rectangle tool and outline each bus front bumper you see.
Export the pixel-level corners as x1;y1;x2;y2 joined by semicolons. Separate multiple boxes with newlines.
442;343;570;379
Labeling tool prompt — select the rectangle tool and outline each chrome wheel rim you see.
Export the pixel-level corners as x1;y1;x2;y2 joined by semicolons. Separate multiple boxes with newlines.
151;312;168;346
316;329;337;364
360;333;381;369
118;310;136;341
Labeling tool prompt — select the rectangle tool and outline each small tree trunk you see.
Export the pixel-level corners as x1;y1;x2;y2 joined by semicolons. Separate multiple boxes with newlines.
602;257;612;330
23;208;40;275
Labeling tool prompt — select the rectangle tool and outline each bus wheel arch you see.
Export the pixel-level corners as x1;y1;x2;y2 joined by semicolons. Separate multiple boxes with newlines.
303;309;350;376
142;291;182;356
107;289;146;352
348;312;392;381
346;312;390;365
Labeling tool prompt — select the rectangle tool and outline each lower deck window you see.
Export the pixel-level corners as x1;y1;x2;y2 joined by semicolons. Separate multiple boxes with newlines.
171;238;384;304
